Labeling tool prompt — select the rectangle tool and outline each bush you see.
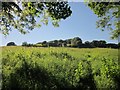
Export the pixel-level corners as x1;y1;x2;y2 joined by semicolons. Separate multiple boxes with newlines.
6;42;16;46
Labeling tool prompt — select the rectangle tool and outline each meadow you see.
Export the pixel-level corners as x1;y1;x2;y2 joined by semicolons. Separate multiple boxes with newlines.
1;46;119;89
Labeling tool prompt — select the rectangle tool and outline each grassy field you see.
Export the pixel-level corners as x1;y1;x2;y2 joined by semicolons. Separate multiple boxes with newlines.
1;46;119;89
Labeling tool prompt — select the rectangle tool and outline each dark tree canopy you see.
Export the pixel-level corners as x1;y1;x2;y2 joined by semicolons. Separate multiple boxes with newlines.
0;1;72;35
20;37;118;48
7;42;16;46
71;37;82;47
22;42;28;46
86;1;120;39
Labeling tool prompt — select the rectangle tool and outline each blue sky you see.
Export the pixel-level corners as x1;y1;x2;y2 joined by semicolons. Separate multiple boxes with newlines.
1;2;118;46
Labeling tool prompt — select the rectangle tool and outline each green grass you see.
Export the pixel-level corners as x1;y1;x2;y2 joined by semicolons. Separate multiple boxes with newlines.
1;46;119;89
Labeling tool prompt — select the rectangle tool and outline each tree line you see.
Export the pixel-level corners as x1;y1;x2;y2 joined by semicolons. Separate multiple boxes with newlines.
7;37;119;49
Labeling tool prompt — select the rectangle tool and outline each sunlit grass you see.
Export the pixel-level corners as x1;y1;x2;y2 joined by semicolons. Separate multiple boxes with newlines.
1;46;119;89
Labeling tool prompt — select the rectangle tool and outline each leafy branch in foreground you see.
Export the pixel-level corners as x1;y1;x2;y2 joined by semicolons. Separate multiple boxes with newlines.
0;1;72;35
86;1;120;39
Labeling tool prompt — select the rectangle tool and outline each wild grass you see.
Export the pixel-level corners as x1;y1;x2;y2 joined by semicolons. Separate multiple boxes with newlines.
1;46;119;89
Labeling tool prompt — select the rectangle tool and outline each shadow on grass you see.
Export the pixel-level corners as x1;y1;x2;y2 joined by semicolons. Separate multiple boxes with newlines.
2;60;70;90
76;74;96;90
113;74;120;89
2;60;97;90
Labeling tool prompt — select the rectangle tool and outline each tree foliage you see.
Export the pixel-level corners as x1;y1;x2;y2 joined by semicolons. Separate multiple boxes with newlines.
71;37;82;47
21;37;118;48
7;42;16;46
22;42;28;46
86;1;120;39
0;1;72;35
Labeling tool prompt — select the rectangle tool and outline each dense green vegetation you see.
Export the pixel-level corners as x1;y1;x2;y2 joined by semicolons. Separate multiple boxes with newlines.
1;47;119;89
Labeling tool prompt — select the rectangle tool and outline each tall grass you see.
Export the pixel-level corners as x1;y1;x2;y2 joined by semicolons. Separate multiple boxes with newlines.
1;47;119;89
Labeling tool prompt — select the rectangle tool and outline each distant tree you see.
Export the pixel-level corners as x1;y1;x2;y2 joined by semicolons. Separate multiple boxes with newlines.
53;40;59;46
53;40;58;43
42;41;47;44
58;39;64;43
22;42;28;46
36;42;42;45
91;40;107;48
71;37;82;47
85;41;90;45
84;41;93;48
7;42;16;46
47;41;55;47
62;41;67;47
28;43;34;47
66;39;72;44
34;44;43;47
106;43;118;49
41;41;47;47
58;39;64;47
118;43;120;48
91;40;100;47
99;40;107;48
99;40;106;44
65;39;72;47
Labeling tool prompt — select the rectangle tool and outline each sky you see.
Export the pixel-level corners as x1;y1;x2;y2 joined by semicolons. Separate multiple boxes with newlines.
0;2;118;46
